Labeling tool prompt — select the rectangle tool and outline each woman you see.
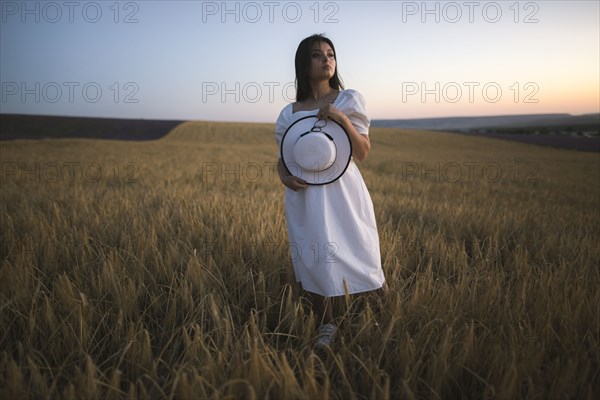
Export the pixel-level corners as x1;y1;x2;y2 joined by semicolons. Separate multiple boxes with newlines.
275;34;387;349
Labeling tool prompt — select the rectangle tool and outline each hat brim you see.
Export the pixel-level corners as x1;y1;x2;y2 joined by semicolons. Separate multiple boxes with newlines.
280;115;352;185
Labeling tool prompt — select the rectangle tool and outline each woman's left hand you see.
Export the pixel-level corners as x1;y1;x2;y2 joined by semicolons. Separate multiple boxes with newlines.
316;103;371;162
316;104;347;125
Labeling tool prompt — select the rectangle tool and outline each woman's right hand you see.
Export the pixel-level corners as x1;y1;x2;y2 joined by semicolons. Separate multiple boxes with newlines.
277;157;308;191
281;175;308;191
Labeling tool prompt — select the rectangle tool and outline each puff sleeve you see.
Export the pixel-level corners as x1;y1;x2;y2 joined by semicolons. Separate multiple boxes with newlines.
274;104;291;153
341;89;370;135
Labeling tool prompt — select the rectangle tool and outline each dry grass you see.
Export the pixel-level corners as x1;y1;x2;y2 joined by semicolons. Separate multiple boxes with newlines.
1;121;598;399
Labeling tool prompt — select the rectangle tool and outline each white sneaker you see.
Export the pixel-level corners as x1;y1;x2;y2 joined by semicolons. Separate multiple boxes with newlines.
314;323;337;349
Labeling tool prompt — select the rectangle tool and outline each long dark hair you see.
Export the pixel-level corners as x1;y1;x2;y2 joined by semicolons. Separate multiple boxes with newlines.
295;34;344;102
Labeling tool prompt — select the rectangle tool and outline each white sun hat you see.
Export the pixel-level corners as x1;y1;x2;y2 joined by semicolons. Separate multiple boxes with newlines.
280;115;353;185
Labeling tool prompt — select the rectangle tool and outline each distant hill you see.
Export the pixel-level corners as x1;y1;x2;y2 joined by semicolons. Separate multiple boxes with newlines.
372;113;599;132
0;114;184;140
372;113;599;152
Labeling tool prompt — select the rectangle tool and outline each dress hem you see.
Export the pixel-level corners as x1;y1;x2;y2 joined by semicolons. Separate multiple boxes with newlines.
296;280;386;298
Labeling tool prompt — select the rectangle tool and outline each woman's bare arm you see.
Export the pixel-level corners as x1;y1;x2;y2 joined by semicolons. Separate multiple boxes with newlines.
316;104;371;162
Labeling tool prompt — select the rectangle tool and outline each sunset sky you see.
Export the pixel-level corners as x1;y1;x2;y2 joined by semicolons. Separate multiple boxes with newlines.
1;0;598;122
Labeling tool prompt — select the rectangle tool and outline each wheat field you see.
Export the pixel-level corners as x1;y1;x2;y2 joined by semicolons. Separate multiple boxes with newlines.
0;121;598;399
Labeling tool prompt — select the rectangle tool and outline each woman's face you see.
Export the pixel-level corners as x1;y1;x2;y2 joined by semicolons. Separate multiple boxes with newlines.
309;41;336;82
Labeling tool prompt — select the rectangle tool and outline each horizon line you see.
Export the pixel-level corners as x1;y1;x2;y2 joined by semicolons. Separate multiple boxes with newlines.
2;111;599;124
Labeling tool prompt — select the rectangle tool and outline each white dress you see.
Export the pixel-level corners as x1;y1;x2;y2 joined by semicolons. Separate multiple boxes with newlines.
275;89;386;297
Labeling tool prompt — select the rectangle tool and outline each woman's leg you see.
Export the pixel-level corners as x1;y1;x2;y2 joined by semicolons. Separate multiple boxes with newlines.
307;282;387;322
307;291;336;349
307;291;333;324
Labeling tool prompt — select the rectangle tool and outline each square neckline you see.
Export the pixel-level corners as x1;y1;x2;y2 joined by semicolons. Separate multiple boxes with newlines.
291;90;343;115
